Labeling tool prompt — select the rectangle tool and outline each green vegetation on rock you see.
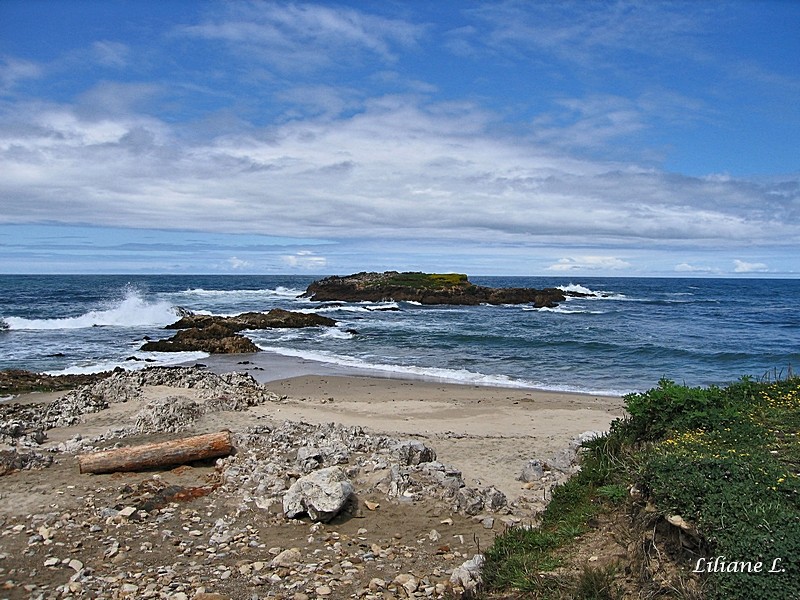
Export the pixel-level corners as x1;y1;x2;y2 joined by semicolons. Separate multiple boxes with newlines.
372;271;471;290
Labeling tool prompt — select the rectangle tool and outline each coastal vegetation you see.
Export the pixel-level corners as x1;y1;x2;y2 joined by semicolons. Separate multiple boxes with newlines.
482;375;800;599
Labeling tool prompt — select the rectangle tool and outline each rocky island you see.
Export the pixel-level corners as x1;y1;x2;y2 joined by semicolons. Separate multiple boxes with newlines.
140;308;336;354
304;271;581;308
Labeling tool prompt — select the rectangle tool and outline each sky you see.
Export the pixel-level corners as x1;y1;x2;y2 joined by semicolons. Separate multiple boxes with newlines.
0;0;798;277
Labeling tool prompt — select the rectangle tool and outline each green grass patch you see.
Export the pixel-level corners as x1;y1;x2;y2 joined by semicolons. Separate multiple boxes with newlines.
372;271;470;290
483;376;800;600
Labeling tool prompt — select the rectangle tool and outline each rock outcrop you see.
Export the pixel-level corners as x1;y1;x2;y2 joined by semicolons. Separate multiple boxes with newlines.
282;466;355;523
304;271;579;307
141;308;336;354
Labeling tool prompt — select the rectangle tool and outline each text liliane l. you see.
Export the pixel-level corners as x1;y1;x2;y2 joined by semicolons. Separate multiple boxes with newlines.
693;556;786;574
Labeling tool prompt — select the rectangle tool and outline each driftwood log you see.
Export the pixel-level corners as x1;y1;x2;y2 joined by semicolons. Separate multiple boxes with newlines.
78;430;234;474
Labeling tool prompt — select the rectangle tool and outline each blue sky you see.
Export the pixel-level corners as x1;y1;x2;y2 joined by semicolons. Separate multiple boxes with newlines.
1;1;798;276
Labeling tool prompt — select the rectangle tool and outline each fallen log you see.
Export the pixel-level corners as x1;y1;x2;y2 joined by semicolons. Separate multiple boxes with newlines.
78;430;234;474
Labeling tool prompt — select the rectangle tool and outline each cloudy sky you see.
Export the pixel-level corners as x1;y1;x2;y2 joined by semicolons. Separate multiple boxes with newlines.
1;1;798;276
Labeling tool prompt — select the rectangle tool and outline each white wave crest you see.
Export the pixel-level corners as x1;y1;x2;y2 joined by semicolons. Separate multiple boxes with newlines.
255;345;542;389
558;283;627;300
3;289;181;330
527;306;607;314
44;351;210;375
320;328;356;340
294;301;400;314
182;286;302;298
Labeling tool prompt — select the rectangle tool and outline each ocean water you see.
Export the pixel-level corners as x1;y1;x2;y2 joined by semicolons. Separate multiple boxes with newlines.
1;275;798;396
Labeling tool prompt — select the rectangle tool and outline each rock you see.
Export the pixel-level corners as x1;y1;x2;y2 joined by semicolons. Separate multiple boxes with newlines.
546;447;579;473
518;459;545;482
455;488;484;516
140;325;259;354
450;554;485;593
303;271;574;307
296;446;322;472
482;486;507;511
455;486;506;515
143;309;336;354
0;449;53;477
167;308;336;331
0;369;110;396
394;573;418;594
282;466;354;523
271;547;302;567
134;396;203;433
394;440;437;465
68;558;83;572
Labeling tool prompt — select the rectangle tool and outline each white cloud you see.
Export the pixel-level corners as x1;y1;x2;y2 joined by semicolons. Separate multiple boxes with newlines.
0;57;42;93
674;262;719;274
282;251;327;270
179;3;425;71
90;41;130;68
1;96;798;255
227;256;251;270
546;256;632;272
733;259;768;273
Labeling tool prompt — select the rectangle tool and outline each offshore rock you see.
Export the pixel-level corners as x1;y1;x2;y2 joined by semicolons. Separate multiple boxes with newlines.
143;309;336;354
282;466;354;523
140;325;259;354
304;271;574;307
165;309;336;331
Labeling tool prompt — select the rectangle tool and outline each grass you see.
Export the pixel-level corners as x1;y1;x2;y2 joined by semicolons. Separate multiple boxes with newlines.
369;271;471;290
482;375;800;600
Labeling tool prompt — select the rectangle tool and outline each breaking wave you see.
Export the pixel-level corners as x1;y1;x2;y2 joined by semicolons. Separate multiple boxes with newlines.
2;289;181;330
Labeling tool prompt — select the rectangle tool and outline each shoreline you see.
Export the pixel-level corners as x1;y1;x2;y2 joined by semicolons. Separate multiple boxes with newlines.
194;349;628;397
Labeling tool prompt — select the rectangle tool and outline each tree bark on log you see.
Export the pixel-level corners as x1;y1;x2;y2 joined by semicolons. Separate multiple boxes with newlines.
78;430;234;474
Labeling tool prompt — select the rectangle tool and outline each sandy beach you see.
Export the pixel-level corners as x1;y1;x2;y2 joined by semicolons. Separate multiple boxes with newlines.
260;374;623;498
0;359;626;599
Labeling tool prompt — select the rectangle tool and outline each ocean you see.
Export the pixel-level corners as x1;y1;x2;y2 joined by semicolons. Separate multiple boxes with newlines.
1;275;798;396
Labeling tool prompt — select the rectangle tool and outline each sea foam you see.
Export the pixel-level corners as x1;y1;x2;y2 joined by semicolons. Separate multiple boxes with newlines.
3;289;181;330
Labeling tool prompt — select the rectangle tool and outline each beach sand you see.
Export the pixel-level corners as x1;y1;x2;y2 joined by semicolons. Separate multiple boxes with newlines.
260;375;624;498
0;359;627;598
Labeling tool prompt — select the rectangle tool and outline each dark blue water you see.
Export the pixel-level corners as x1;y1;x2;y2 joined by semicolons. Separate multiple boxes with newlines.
1;275;798;395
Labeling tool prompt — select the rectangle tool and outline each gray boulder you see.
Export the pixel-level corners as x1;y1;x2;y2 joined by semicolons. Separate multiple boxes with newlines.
283;466;354;523
518;459;545;482
450;554;485;592
394;440;437;465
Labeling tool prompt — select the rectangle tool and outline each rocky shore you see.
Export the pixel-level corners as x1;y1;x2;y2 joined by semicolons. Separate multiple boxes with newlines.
0;366;620;599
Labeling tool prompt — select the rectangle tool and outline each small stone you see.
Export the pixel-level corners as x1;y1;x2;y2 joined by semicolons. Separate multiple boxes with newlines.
364;500;380;511
315;585;332;596
118;506;137;518
43;557;59;567
120;583;139;596
369;578;386;590
394;573;418;594
271;547;302;567
68;558;83;572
